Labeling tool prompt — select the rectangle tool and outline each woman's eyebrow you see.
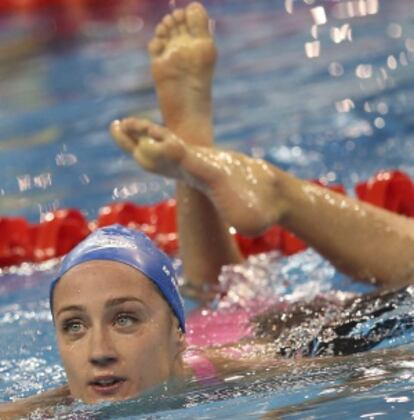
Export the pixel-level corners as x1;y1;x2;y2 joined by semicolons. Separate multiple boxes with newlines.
56;305;85;317
55;298;146;317
106;297;146;307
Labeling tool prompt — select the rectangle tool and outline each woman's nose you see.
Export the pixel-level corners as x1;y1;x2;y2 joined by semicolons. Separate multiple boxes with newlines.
88;327;118;366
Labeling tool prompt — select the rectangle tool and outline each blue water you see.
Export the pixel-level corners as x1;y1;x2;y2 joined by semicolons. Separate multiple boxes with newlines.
1;0;414;417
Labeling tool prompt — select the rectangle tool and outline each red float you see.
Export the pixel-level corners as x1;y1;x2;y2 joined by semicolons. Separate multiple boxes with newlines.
280;229;307;256
153;199;178;254
0;217;33;266
236;225;282;257
33;209;90;262
356;170;414;217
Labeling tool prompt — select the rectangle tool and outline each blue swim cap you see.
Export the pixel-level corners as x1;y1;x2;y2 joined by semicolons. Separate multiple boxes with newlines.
49;224;185;331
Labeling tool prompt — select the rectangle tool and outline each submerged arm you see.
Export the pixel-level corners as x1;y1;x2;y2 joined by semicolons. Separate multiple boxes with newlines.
0;385;71;419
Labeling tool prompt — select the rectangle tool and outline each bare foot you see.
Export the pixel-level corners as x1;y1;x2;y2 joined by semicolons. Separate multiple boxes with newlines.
148;2;216;136
112;118;289;236
111;118;186;179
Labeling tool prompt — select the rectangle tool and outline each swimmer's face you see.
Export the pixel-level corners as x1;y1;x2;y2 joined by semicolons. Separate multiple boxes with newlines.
52;260;186;403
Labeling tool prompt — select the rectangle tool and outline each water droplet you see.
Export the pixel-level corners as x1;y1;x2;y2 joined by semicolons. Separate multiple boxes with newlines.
355;64;373;79
377;102;388;115
364;101;372;113
387;23;402;39
310;6;327;25
335;98;355;113
284;0;293;14
304;40;320;58
367;0;379;15
330;24;351;44
79;174;90;185
329;62;344;77
55;153;78;167
387;55;398;70
374;117;385;129
17;175;31;192
33;173;52;189
310;25;318;39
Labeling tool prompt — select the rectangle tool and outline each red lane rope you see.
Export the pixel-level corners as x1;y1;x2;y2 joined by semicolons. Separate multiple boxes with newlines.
1;169;413;268
0;0;105;14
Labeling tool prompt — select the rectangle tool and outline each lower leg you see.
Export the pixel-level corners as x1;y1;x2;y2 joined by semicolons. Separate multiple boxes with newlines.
149;2;243;289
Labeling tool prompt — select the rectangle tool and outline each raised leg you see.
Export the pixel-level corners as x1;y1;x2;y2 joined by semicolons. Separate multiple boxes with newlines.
112;2;243;293
112;118;414;290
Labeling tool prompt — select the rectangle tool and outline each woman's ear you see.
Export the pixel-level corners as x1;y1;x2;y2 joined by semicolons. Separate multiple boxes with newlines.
171;317;187;354
176;325;187;352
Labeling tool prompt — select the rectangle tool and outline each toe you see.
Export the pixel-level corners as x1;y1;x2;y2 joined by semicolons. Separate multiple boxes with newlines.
147;124;169;141
122;118;151;136
172;9;185;24
148;38;165;56
163;15;177;36
155;23;168;38
161;15;174;30
110;120;136;153
172;9;187;35
132;146;155;172
186;2;210;37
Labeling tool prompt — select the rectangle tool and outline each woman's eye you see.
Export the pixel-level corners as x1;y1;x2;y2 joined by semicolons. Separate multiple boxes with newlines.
62;320;85;335
115;315;136;328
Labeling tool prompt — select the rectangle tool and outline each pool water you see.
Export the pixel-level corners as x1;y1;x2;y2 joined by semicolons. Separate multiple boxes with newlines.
1;0;414;417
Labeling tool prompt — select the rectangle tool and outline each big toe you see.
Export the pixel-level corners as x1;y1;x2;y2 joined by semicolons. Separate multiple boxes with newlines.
186;2;210;37
110;120;136;153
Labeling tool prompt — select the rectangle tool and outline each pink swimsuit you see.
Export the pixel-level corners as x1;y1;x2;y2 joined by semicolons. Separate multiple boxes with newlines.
185;307;254;347
182;298;291;382
183;304;264;383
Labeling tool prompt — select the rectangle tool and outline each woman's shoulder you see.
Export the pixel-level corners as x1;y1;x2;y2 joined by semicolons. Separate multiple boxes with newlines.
0;385;71;419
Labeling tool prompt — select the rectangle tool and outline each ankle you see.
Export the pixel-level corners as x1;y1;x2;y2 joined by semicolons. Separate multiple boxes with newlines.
163;102;212;124
166;119;214;147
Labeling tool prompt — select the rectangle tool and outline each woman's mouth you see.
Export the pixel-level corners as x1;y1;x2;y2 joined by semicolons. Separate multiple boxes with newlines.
89;376;127;396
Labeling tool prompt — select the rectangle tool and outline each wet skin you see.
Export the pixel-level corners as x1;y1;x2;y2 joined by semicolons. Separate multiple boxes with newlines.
52;260;186;403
